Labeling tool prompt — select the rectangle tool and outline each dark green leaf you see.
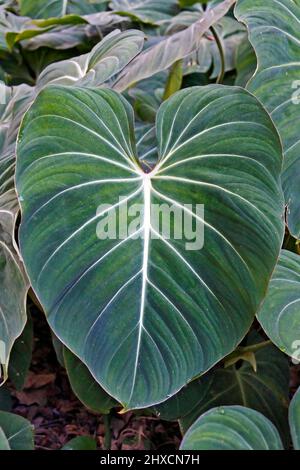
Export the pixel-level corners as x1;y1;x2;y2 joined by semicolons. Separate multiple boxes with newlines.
64;347;117;414
235;0;300;238
16;85;284;409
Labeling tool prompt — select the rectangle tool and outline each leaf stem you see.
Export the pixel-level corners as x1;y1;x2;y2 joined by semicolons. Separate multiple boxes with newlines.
210;26;225;84
103;413;112;450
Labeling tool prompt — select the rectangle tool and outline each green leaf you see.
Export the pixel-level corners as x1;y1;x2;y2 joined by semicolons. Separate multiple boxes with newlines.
8;314;33;391
289;387;300;449
109;0;179;25
36;29;144;89
114;0;237;91
19;0;108;19
16;85;284;409
0;411;34;449
62;435;97;450
154;333;290;444
234;38;257;87
0;386;12;412
0;204;29;381
64;347;118;414
180;406;284;450
163;60;183;101
235;0;300;238
257;250;300;361
0;84;34;198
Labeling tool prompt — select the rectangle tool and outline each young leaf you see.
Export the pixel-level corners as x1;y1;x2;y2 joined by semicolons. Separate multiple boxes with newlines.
0;411;34;450
235;0;300;238
64;347;118;414
16;85;284;409
36;29;144;90
257;250;300;361
113;0;237;91
180;406;284;450
289;387;300;450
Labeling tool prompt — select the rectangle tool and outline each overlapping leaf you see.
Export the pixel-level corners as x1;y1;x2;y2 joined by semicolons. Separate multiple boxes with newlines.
289;386;300;449
36;29;144;89
235;0;300;238
154;334;290;443
16;85;283;409
64;347;117;414
180;406;284;450
114;0;237;91
109;0;179;25
257;250;300;361
0;411;34;450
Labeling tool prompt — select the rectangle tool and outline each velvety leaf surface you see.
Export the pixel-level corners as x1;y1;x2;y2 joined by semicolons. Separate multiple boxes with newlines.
16;85;284;409
258;250;300;362
235;0;300;238
180;406;284;450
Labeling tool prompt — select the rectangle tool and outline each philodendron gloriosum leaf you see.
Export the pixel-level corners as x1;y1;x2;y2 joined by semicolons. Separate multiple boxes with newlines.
257;250;300;361
235;0;300;238
114;0;237;91
36;29;144;90
16;85;284;409
289;386;300;449
180;406;284;450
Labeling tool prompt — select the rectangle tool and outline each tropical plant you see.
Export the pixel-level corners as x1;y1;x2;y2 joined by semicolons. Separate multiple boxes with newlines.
0;0;300;451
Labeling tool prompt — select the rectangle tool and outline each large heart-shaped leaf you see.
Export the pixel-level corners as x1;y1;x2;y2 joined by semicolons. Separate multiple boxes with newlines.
36;29;144;90
19;0;108;19
154;333;290;443
0;411;34;450
16;85;284;409
289;386;300;450
235;0;300;238
257;250;300;360
180;406;284;450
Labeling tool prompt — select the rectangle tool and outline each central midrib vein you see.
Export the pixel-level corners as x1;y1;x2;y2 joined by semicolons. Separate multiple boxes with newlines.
128;174;152;404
